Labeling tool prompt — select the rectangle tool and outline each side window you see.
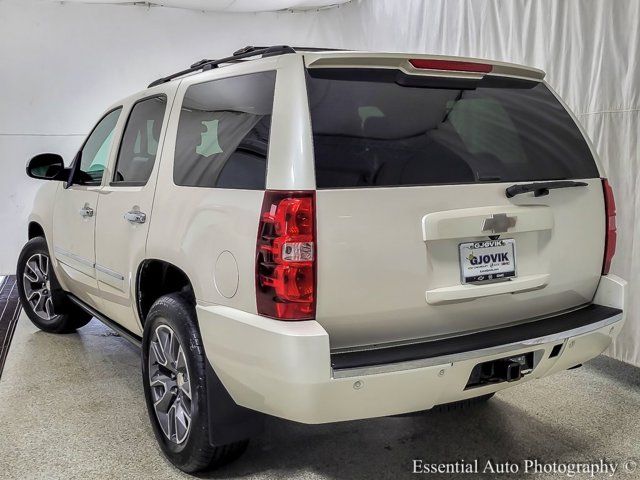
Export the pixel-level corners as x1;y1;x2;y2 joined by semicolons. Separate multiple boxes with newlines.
77;108;122;185
113;96;167;185
174;71;276;189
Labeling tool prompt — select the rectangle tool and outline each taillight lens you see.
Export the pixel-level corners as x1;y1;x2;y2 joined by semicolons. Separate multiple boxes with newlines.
409;58;493;73
256;190;316;320
602;178;617;275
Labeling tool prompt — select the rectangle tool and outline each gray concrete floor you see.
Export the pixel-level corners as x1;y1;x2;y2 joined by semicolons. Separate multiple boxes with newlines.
1;313;639;480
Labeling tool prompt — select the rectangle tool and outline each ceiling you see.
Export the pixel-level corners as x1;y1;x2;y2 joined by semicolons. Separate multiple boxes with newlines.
53;0;351;12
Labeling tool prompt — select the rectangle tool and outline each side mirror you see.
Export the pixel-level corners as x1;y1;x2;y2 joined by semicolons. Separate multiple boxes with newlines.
26;153;70;181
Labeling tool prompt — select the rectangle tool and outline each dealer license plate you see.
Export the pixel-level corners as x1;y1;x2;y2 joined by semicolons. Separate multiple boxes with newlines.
459;239;516;284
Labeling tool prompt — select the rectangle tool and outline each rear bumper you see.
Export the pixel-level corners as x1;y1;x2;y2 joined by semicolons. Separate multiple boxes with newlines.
197;275;626;424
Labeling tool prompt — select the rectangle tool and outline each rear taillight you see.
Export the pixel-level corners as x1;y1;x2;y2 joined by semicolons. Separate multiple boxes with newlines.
256;190;316;320
602;178;617;275
409;58;493;73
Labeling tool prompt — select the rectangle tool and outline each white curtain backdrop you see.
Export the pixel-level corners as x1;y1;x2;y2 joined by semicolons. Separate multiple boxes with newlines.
315;0;640;367
1;0;638;365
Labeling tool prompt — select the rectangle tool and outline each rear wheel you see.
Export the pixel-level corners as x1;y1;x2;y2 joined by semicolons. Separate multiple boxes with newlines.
16;237;91;333
142;294;248;473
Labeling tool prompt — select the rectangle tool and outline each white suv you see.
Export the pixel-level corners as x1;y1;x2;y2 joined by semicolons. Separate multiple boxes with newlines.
17;46;627;473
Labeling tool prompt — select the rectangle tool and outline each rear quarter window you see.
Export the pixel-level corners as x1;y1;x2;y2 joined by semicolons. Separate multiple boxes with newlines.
306;69;598;189
174;71;276;190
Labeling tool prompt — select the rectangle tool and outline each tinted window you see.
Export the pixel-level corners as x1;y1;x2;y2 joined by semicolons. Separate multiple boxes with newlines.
77;108;121;184
174;71;276;189
113;96;167;185
307;69;598;189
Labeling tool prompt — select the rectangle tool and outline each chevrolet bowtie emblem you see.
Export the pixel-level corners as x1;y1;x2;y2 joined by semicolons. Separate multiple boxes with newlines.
482;213;517;234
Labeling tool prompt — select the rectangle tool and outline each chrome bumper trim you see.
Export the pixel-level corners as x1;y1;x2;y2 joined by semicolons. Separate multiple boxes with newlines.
332;313;622;379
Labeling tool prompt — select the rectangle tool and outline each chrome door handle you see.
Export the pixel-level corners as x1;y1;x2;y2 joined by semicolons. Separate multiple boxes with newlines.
124;210;146;224
79;206;94;218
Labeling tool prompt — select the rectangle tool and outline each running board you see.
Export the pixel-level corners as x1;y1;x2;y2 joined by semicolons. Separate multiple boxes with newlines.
67;294;142;348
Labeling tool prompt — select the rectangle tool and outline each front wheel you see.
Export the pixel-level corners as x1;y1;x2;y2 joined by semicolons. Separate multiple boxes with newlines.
141;293;248;473
16;237;91;333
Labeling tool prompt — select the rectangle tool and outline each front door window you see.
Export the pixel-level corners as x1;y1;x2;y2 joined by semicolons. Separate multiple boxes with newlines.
76;108;122;185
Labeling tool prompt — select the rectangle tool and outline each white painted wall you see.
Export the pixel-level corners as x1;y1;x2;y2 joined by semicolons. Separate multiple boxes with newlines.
0;0;343;274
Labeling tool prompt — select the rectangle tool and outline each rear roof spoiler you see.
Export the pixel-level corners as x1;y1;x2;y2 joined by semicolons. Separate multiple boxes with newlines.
303;52;546;81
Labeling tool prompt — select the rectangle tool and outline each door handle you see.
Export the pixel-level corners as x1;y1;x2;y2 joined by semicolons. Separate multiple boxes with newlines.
79;205;94;218
124;210;146;224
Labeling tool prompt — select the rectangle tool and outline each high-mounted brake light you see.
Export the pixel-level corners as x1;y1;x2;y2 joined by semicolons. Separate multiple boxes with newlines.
602;178;617;275
409;59;493;73
256;190;316;320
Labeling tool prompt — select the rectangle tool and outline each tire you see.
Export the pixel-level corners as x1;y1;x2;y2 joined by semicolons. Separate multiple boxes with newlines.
141;293;249;473
433;393;495;412
16;237;92;333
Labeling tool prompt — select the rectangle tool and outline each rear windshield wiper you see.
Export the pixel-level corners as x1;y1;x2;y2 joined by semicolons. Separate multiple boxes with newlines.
505;181;588;198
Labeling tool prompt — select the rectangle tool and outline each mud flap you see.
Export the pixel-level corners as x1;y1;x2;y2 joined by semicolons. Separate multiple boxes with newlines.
205;361;265;446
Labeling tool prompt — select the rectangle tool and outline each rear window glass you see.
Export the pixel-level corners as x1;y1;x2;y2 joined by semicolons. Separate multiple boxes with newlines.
306;69;598;189
174;71;276;190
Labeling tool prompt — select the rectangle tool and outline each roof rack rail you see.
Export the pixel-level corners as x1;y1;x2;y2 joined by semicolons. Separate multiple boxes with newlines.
148;45;296;88
232;45;346;54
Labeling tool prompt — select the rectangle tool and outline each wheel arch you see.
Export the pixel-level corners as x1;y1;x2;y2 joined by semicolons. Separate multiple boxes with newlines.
27;181;60;246
135;259;196;325
28;221;46;240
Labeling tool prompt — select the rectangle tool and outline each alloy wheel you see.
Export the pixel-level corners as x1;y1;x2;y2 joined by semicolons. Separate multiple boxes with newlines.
22;253;58;321
148;324;193;444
